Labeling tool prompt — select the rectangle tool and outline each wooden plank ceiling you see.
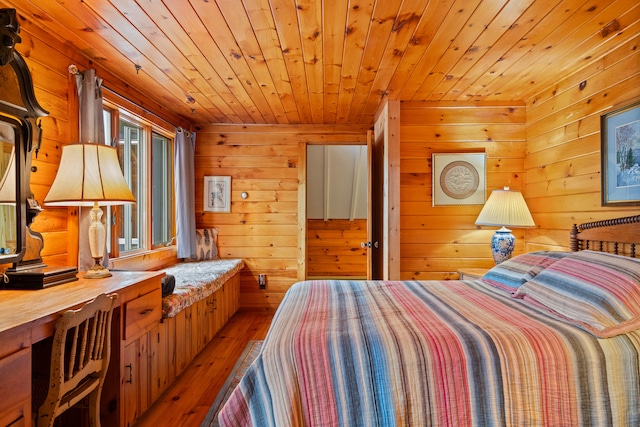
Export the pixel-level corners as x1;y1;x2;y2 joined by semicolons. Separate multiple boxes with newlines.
3;0;637;125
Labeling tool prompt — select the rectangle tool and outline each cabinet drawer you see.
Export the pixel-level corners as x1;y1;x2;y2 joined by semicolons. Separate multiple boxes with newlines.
124;289;161;341
0;347;30;427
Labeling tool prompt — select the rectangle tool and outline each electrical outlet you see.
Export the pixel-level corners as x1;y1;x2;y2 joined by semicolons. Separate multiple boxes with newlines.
258;274;266;289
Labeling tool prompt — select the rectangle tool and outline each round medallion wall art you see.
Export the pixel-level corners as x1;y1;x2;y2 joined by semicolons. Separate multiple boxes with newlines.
439;161;480;199
432;153;486;206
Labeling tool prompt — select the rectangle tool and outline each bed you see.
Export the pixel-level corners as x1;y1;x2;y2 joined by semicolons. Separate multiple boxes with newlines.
219;215;640;426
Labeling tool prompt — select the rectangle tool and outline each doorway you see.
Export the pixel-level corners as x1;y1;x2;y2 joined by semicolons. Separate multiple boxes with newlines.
305;145;368;280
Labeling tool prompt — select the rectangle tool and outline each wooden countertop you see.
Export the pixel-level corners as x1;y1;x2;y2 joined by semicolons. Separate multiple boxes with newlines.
0;270;164;335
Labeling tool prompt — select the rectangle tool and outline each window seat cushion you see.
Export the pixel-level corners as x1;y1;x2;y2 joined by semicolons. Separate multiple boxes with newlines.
161;258;244;318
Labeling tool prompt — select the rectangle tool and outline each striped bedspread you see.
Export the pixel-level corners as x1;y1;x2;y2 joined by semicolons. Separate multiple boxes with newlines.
218;279;640;426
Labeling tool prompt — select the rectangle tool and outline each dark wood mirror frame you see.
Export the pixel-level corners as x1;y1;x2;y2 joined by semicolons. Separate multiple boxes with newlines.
1;8;78;288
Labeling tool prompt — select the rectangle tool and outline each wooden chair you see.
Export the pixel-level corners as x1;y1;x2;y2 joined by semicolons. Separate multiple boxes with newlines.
32;293;117;427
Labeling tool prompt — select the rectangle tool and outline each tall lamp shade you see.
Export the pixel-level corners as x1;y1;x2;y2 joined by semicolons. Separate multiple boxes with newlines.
44;143;135;278
475;187;535;264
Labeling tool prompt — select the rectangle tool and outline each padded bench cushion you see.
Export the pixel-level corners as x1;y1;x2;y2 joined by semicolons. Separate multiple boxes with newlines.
161;258;244;318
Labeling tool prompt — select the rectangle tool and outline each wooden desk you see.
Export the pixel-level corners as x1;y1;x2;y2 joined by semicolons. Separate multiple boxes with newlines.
0;271;164;427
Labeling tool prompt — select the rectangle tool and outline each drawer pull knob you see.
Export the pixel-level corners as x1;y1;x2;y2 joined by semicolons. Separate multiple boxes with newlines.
140;308;153;316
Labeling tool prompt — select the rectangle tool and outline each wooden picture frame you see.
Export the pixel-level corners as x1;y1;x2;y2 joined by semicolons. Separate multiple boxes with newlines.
204;176;231;212
432;153;486;206
601;100;640;206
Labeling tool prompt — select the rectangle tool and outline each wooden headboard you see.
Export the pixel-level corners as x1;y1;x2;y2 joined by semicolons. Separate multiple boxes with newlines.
570;215;640;257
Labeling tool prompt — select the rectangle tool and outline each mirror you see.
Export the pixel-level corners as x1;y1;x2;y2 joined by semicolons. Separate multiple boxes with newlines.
1;8;78;288
0;121;17;258
0;8;48;267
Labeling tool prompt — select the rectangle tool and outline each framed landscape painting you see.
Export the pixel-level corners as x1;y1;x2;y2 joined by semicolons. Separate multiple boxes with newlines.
601;101;640;206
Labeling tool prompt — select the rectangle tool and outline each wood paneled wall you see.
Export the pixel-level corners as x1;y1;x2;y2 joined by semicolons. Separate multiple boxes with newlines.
194;124;368;311
11;15;189;271
399;101;527;280
525;33;640;250
307;219;367;278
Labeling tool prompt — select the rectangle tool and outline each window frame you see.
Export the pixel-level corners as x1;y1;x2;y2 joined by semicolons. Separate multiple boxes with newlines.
102;100;175;260
150;130;175;250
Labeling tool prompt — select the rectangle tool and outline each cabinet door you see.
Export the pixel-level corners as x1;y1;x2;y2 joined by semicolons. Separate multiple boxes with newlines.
138;334;150;415
123;334;150;427
149;323;171;403
123;341;138;427
0;347;30;427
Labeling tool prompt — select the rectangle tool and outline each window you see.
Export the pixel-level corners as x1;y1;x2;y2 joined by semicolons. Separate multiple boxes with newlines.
103;105;174;258
118;118;144;252
151;132;174;247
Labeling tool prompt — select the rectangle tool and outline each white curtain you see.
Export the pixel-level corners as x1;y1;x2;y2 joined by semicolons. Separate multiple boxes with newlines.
75;69;107;271
175;127;196;259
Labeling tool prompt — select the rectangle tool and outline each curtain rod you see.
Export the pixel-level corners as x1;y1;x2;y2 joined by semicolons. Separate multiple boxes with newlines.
101;84;181;132
68;64;189;133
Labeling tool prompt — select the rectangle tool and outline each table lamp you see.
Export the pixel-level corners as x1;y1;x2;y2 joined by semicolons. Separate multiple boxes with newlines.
44;143;135;278
475;186;535;264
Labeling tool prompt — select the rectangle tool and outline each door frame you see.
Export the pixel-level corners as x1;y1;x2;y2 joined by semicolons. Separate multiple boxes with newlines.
296;99;400;282
373;100;401;280
298;140;369;282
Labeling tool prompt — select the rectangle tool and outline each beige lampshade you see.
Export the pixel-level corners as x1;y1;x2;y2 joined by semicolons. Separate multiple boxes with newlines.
44;143;135;206
475;187;535;228
0;148;16;204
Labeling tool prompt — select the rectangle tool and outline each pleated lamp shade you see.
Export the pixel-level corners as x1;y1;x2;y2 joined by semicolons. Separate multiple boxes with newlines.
475;187;535;264
475;187;535;228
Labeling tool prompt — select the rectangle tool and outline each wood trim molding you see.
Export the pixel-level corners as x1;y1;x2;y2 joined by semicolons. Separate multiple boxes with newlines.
297;142;307;282
386;100;401;280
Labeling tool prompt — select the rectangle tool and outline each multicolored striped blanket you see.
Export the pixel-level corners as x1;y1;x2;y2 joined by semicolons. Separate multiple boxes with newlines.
219;278;640;426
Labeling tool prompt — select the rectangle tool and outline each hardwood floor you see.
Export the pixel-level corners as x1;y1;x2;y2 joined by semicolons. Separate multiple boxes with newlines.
135;309;274;427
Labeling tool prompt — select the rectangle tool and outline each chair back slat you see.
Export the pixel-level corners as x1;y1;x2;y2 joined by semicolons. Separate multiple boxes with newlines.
67;326;79;381
79;318;90;371
90;312;101;360
34;293;117;427
95;311;106;359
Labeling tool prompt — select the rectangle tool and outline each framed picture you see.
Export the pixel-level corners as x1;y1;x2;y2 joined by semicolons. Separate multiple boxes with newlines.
432;153;486;206
601;100;640;206
204;176;231;212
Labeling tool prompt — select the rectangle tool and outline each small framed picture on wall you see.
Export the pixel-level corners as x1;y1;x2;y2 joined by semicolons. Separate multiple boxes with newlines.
432;153;486;206
601;100;640;206
204;176;231;212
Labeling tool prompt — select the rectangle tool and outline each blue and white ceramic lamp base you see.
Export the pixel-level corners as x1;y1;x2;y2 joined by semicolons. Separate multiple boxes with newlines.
491;226;516;264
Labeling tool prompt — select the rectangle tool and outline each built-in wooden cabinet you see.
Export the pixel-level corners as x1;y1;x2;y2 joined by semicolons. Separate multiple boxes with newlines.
145;273;241;403
0;272;165;427
0;269;241;427
120;288;161;427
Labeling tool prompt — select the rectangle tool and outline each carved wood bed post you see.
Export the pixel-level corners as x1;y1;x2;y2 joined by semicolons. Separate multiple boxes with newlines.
570;223;579;252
